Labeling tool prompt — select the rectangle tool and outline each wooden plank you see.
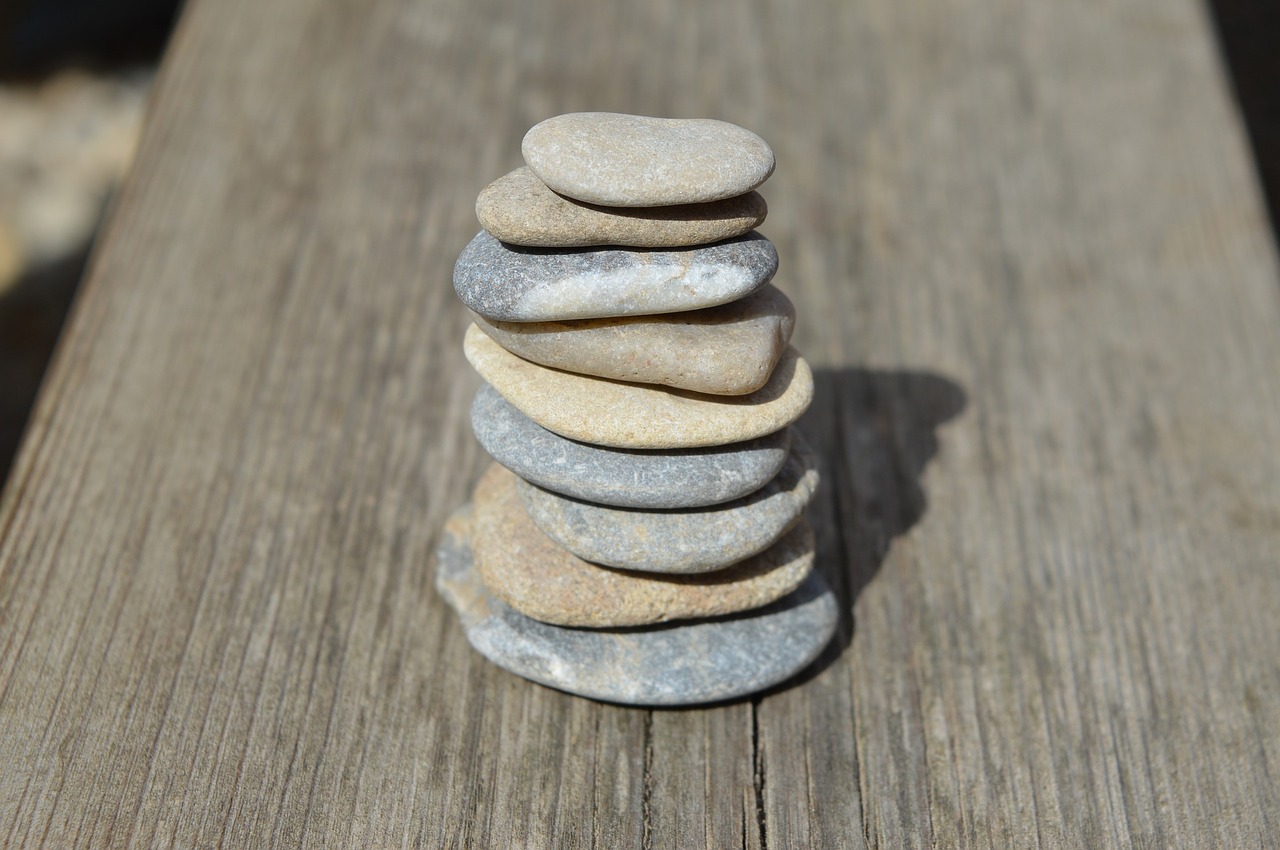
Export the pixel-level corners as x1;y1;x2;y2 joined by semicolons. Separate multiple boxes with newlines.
647;704;759;848
1;0;1278;846
765;2;1280;845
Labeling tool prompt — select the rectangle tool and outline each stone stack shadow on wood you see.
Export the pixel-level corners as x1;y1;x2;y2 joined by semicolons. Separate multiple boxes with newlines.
775;367;968;691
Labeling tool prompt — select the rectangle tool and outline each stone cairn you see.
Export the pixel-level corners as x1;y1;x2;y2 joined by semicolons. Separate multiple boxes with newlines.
436;113;838;706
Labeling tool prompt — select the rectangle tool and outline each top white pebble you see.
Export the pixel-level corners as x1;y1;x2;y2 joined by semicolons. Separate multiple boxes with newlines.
522;113;775;208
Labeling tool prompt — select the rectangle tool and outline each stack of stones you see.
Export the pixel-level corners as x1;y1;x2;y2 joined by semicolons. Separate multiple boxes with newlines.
436;113;837;706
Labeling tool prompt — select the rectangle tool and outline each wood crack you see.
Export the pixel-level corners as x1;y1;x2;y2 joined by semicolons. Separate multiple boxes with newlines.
751;698;768;850
641;710;654;850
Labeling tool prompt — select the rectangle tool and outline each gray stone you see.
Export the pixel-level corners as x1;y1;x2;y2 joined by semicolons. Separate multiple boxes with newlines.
471;283;795;396
476;166;767;248
435;506;839;706
522;113;775;207
453;230;777;323
518;435;820;573
471;384;792;508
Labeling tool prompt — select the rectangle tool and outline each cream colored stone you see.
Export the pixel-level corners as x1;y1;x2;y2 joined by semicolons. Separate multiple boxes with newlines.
463;324;813;449
471;284;794;395
522;113;774;206
470;463;813;628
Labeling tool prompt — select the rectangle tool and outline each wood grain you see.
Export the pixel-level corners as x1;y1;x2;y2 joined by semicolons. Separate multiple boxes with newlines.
2;0;1279;846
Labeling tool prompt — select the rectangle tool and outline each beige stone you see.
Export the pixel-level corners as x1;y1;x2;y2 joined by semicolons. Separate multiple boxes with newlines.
463;324;814;449
476;167;767;248
522;113;775;206
470;463;813;627
471;284;794;395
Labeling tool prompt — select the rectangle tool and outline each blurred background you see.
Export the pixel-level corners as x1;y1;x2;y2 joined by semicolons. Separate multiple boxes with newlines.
0;0;178;484
0;0;1276;491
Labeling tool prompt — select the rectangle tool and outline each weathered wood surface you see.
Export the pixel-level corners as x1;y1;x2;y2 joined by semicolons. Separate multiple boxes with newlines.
2;0;1279;845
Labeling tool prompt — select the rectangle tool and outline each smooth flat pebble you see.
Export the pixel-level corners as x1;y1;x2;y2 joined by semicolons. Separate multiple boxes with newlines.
522;113;775;207
471;384;791;508
519;435;819;573
472;283;794;396
471;463;813;627
454;230;777;323
463;324;813;449
476;166;767;248
435;506;838;706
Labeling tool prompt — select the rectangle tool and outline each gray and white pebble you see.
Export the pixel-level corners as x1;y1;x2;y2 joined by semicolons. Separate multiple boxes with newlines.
522;113;775;207
453;230;777;322
471;384;791;509
435;507;838;706
518;435;820;573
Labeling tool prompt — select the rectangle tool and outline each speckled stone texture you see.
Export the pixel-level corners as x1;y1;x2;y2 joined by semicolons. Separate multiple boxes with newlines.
519;435;820;573
470;463;813;627
463;324;813;449
476;166;767;248
453;230;777;323
522;113;775;207
471;385;792;508
435;506;839;706
471;283;794;396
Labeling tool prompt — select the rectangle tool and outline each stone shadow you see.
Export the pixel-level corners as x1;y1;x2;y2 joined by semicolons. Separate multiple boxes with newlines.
759;366;968;695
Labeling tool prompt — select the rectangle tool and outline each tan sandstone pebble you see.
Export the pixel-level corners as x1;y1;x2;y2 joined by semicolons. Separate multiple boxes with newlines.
470;463;814;628
471;283;795;396
476;166;767;248
463;323;814;449
435;505;840;706
523;113;775;207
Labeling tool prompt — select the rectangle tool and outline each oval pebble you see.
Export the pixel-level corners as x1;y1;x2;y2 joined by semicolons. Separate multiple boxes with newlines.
523;113;775;207
435;507;838;707
463;324;813;449
471;463;813;628
470;283;795;396
518;435;820;573
454;230;777;323
471;384;792;508
476;166;767;248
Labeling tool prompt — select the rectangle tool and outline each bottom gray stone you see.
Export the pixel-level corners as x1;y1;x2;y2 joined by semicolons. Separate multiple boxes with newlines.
435;506;839;706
